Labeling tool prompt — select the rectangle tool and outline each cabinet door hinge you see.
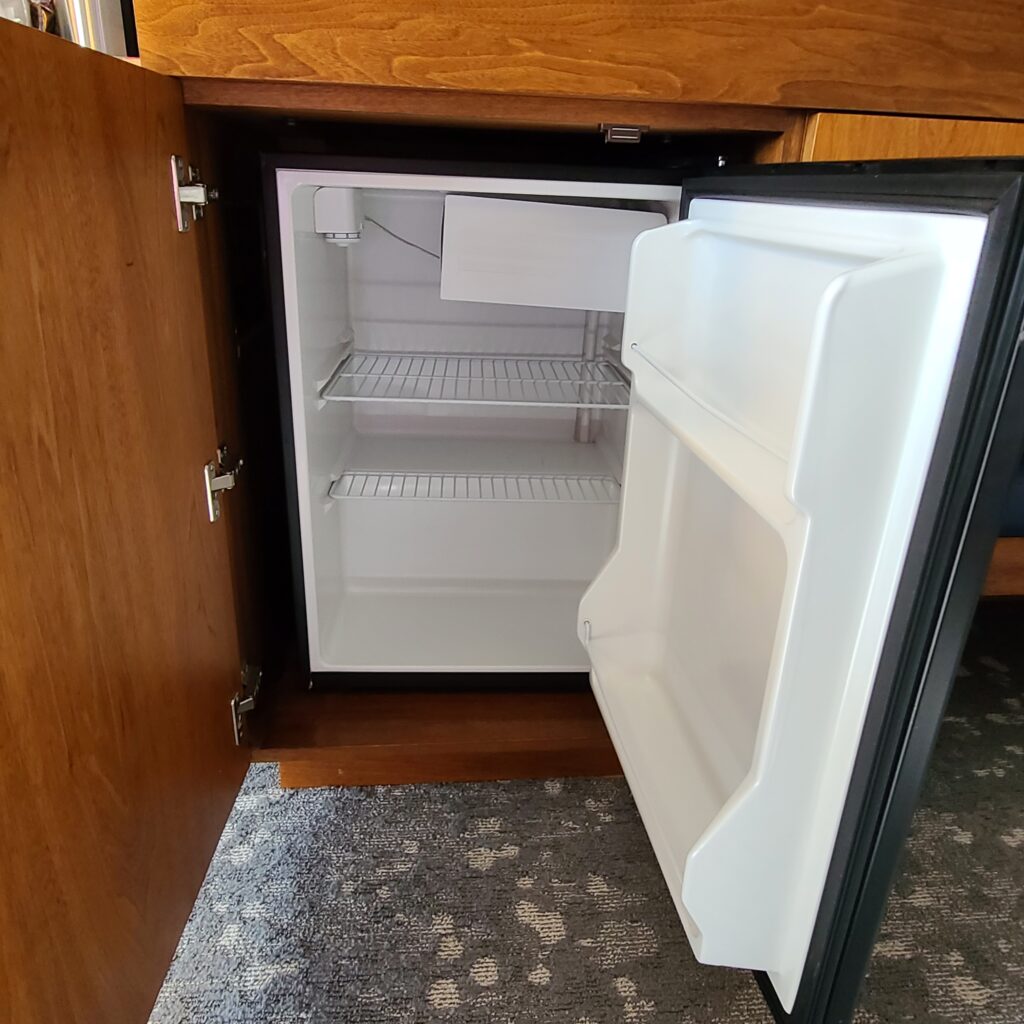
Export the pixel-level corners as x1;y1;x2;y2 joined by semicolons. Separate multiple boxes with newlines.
231;662;263;746
171;154;219;233
599;123;647;144
204;444;243;522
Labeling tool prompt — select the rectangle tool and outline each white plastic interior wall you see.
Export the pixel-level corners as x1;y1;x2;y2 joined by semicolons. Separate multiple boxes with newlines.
275;170;678;674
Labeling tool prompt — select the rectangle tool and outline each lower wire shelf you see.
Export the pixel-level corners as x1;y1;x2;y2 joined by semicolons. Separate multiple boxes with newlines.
329;471;622;503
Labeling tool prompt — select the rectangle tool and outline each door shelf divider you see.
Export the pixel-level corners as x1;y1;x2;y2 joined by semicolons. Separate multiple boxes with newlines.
319;351;631;408
329;470;622;503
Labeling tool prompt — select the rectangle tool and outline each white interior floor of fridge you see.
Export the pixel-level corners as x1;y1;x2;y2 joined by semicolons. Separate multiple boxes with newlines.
313;429;625;672
319;579;593;671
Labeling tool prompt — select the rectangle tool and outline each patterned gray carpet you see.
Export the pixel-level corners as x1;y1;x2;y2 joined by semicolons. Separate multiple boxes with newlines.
149;770;771;1023
151;605;1023;1023
856;603;1024;1024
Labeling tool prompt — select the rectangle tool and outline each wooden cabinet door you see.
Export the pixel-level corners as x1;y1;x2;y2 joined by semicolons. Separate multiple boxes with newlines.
0;21;249;1024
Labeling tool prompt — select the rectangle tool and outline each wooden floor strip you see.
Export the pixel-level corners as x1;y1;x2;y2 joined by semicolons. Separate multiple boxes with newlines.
255;689;622;788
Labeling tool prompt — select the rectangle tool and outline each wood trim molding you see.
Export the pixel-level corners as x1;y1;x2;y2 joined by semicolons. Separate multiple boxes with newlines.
753;114;809;164
181;76;800;137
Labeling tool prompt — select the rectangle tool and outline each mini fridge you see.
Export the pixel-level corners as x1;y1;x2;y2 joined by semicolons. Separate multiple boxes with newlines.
267;156;1024;1015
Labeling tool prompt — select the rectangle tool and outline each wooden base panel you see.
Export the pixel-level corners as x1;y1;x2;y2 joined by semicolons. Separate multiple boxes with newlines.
277;747;622;788
255;689;622;788
983;537;1024;597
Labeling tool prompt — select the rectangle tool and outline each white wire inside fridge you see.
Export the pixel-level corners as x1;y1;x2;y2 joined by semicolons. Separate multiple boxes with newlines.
276;171;678;672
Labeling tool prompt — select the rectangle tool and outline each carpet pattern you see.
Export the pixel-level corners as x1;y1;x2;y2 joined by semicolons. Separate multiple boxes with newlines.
151;606;1023;1023
149;768;771;1023
855;605;1024;1024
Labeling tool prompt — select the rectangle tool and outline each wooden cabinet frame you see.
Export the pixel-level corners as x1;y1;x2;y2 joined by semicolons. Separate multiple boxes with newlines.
4;15;1023;1022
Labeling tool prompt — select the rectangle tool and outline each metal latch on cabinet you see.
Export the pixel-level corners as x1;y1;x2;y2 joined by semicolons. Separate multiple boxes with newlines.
232;663;262;746
204;445;242;523
599;124;647;143
171;155;218;232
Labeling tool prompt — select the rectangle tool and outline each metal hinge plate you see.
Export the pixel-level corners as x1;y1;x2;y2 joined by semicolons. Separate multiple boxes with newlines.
171;155;218;232
232;663;263;746
599;123;647;144
204;445;242;522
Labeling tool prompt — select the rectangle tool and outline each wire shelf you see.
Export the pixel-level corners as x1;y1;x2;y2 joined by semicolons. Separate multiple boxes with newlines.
329;471;622;503
319;352;630;408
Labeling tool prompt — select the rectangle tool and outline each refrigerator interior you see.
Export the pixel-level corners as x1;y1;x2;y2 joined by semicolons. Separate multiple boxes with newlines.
277;171;678;672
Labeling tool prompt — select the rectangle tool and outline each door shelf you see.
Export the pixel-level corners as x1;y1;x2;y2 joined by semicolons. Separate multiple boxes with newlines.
329;471;622;503
319;352;631;408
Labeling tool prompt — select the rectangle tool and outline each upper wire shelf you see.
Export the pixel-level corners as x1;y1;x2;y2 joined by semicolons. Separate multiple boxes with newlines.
319;352;630;408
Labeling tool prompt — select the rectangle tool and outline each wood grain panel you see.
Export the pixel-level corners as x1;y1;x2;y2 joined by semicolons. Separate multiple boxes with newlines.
753;114;809;164
181;76;799;136
256;690;622;787
802;113;1024;162
135;0;1024;120
982;538;1024;597
0;22;248;1024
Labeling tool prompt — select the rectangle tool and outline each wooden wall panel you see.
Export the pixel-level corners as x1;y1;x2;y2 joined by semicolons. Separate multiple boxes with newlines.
135;0;1024;120
802;113;1024;162
0;22;248;1024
